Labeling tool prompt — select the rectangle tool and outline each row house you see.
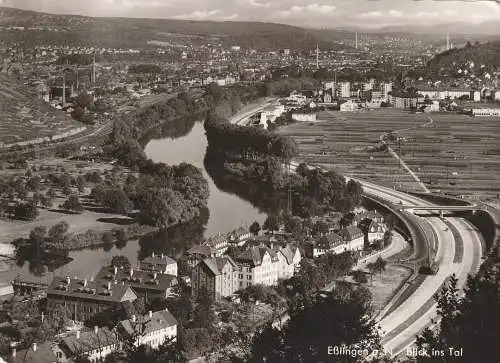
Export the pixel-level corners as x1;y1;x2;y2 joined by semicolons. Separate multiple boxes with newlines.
46;276;137;322
313;233;344;258
338;226;365;251
5;309;178;363
95;266;178;303
60;326;118;363
191;245;302;300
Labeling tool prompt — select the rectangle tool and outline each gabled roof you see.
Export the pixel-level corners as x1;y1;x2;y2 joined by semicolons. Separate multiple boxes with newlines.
140;254;177;267
236;246;278;267
10;343;57;363
316;233;343;249
61;327;118;356
186;245;212;257
119;310;177;337
199;256;237;276
339;226;363;241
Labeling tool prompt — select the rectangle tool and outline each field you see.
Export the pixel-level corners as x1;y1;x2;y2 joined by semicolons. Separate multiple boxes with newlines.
0;74;84;146
279;109;500;200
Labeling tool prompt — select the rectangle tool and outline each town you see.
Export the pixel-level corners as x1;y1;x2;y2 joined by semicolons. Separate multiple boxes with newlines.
0;2;499;363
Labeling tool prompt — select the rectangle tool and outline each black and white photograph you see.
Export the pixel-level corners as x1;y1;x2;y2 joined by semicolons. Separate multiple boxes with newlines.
0;0;498;362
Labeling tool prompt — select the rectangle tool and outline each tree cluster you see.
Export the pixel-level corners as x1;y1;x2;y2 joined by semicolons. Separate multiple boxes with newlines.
204;112;299;161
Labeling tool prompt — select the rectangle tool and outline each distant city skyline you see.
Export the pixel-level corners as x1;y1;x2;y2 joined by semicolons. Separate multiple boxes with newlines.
1;0;500;29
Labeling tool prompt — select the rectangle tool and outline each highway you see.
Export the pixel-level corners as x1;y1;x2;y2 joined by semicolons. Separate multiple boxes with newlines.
356;179;483;357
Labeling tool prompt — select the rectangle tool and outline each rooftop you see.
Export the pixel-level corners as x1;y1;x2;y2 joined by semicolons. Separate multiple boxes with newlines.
47;276;137;303
119;310;177;337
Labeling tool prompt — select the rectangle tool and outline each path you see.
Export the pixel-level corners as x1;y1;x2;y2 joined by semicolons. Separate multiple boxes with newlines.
381;116;433;193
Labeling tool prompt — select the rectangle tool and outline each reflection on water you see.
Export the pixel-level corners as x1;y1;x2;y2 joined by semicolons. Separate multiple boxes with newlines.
1;118;266;282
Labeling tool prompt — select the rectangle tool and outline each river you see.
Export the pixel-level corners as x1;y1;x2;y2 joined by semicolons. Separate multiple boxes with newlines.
1;120;266;283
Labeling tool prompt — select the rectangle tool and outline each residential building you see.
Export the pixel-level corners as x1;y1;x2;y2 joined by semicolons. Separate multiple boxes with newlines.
381;82;392;100
235;246;280;287
367;221;387;244
388;90;419;109
339;82;350;98
353;210;384;226
191;256;239;300
140;253;178;276
339;226;365;251
291;113;317;122
471;108;500;116
274;244;302;279
323;90;333;103
6;343;60;363
185;245;214;268
46;276;137;322
313;233;344;257
95;266;178;302
227;227;251;246
60;326;119;363
340;99;362;112
204;232;230;256
118;309;177;349
260;104;285;128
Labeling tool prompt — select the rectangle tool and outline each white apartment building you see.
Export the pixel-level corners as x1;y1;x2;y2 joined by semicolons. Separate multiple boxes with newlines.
339;82;351;98
119;309;178;349
140;252;178;276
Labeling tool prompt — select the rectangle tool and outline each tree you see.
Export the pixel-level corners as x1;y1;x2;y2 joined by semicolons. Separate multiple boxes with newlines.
62;195;84;213
29;226;47;247
416;265;500;363
13;202;39;221
373;257;387;275
249;221;261;236
352;270;368;284
48;221;70;244
111;255;131;269
263;214;281;234
248;287;381;363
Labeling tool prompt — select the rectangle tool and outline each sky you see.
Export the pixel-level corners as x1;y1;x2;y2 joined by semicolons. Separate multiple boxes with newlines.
1;0;500;28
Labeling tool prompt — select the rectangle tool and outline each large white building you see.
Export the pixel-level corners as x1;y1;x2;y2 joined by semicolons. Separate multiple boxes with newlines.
339;82;351;98
119;309;178;349
260;104;285;128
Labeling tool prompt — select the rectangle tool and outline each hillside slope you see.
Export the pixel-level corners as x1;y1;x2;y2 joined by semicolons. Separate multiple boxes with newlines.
427;41;500;73
0;74;84;147
0;6;346;50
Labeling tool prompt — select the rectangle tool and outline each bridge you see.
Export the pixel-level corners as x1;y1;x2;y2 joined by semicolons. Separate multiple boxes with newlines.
398;204;480;217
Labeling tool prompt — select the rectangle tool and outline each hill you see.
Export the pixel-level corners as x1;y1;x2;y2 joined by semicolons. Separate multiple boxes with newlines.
0;6;347;50
0;74;85;148
427;41;500;74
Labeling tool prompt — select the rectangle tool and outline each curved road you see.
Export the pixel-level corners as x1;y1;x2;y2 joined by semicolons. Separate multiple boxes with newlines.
357;179;483;357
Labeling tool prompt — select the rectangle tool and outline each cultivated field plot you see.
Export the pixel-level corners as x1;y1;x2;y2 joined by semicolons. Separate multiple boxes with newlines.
279;109;500;199
0;74;83;145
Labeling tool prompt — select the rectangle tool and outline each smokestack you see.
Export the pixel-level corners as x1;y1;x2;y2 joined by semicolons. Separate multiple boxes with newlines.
83;279;87;287
32;343;37;352
148;311;152;318
316;44;319;70
94;326;98;334
355;32;358;49
76;330;80;339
